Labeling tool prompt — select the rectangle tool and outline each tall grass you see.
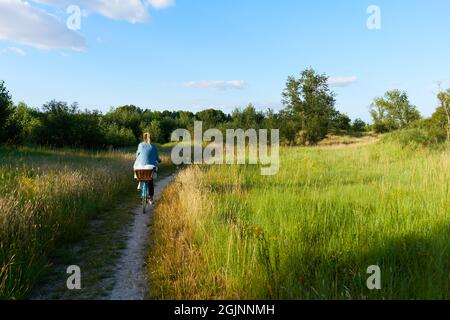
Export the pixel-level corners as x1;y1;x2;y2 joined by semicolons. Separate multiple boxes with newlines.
0;147;138;299
149;141;449;299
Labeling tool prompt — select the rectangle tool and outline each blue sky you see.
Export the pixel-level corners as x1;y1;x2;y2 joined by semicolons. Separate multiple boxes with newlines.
1;0;449;121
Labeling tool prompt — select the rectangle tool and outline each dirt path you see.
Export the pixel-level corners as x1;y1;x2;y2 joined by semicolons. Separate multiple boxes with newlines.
107;175;174;300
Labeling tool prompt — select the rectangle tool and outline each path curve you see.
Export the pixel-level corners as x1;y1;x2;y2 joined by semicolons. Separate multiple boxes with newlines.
108;175;174;300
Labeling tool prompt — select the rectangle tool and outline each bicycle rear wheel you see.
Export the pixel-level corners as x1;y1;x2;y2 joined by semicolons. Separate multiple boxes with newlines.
141;181;148;213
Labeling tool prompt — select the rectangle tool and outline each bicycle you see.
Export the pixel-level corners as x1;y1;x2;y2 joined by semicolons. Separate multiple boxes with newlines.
134;169;154;214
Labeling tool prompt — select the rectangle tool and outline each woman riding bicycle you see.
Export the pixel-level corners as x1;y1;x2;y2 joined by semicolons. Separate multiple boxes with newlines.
134;132;161;203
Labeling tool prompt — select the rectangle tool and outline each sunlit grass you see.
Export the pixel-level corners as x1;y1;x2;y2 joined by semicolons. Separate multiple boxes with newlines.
149;141;449;300
0;147;151;299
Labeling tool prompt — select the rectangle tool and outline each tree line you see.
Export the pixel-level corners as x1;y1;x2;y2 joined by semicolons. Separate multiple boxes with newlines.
369;87;449;145
1;68;449;149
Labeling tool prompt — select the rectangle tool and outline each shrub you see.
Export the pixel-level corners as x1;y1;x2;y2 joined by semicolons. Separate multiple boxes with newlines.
352;118;367;132
382;127;446;148
103;124;136;147
5;103;41;144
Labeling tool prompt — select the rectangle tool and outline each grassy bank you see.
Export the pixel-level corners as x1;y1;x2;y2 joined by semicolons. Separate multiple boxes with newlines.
0;146;170;299
148;141;449;299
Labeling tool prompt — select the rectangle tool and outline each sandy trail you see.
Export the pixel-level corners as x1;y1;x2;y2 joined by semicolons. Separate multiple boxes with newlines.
108;175;174;300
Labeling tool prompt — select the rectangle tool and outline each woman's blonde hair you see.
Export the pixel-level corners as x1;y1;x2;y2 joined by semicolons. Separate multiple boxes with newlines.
143;132;151;144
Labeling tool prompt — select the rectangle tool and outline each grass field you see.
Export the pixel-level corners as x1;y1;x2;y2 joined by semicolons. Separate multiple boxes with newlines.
149;140;450;300
0;147;135;299
0;146;171;299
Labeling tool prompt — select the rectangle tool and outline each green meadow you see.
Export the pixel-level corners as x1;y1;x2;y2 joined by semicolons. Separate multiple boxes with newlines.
149;139;450;300
0;147;174;299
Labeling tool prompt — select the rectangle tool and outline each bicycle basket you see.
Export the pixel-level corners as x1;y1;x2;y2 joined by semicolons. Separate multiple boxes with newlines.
135;170;154;181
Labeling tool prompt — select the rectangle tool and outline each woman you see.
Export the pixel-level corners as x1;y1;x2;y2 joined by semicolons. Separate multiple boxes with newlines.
134;132;161;202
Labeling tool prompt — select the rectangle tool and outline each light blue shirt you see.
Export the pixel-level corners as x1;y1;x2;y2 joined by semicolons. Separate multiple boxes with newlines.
134;143;161;167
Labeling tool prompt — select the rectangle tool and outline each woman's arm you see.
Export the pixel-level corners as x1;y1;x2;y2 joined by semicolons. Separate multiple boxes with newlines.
156;147;162;164
136;143;142;159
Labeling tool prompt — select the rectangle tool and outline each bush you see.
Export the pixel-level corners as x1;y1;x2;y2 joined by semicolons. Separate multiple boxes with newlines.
71;112;106;149
330;112;352;132
1;103;40;144
33;101;78;147
103;124;136;148
352;118;367;132
382;127;446;148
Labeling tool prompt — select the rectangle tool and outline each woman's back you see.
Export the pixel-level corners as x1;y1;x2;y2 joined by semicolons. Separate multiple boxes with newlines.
135;142;160;167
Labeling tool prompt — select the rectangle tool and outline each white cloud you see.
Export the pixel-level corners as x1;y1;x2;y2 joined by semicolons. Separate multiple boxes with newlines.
0;0;176;51
148;0;175;9
7;46;27;56
184;80;247;90
83;0;150;24
32;0;175;23
328;76;358;88
1;46;27;56
31;0;149;23
0;0;86;50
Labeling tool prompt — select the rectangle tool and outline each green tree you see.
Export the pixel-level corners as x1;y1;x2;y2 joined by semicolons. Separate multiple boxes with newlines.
4;102;41;144
35;100;78;147
436;89;450;141
261;108;279;131
0;80;13;142
196;109;227;129
177;111;195;130
104;105;143;141
352;118;367;132
231;104;264;129
103;124;136;147
159;117;179;142
141;119;162;143
330;111;352;132
281;68;337;145
370;90;421;133
72;110;106;148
